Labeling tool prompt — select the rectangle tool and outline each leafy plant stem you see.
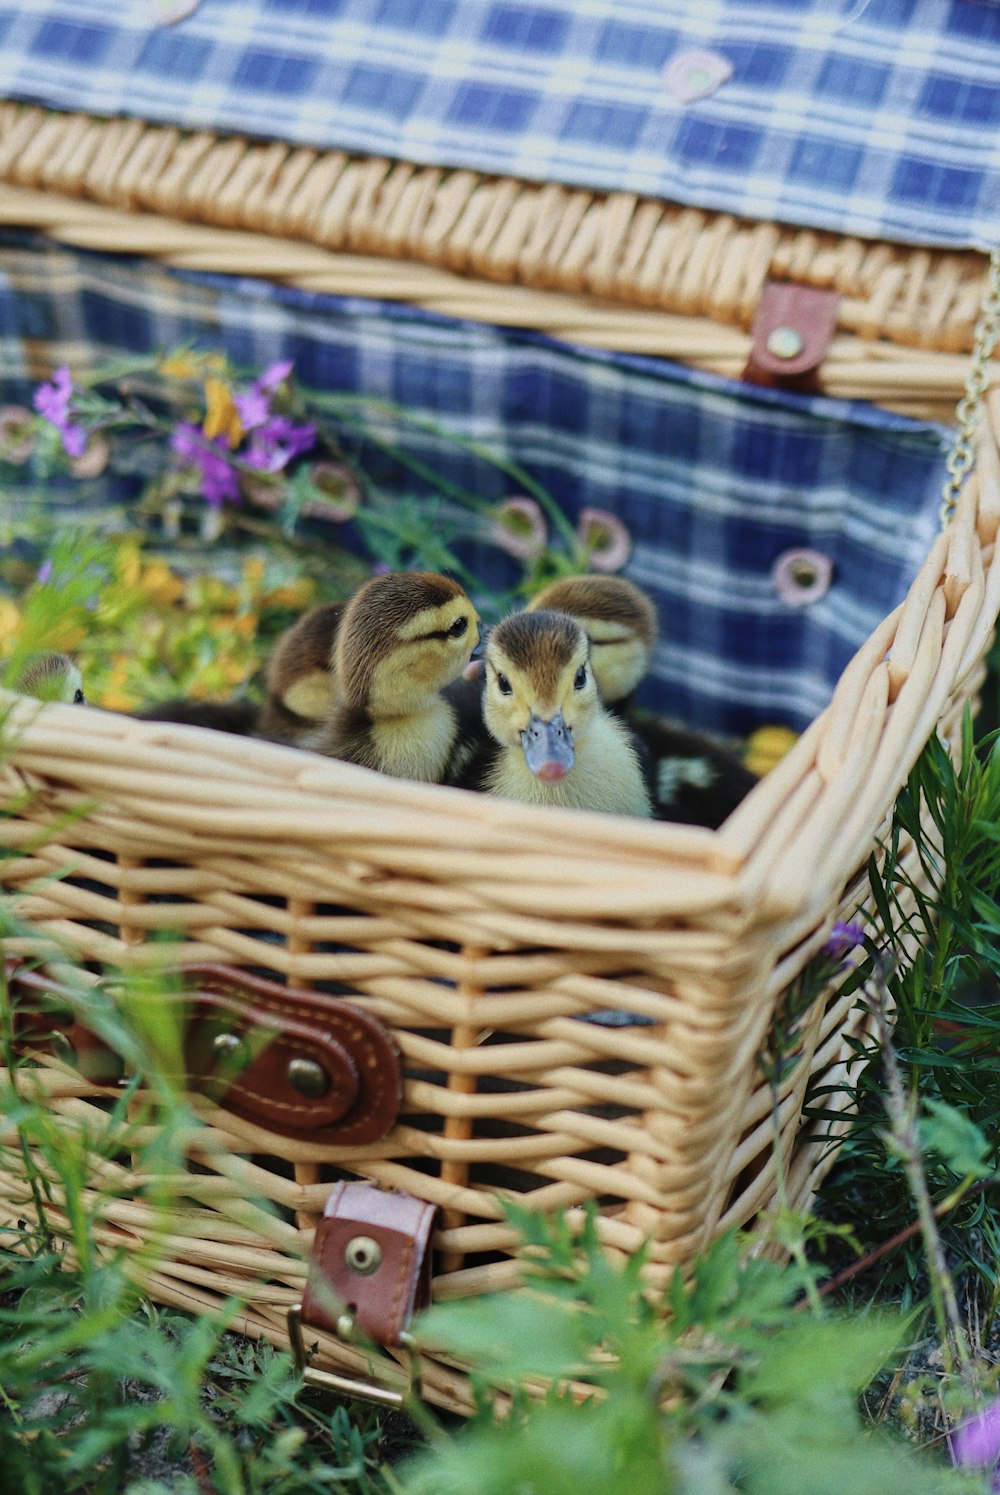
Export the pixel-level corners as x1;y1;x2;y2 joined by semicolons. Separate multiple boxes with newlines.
865;958;976;1386
770;1076;824;1315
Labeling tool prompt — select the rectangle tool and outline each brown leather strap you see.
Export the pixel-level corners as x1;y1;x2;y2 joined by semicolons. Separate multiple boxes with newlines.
743;282;841;393
182;964;402;1144
3;960;124;1083
300;1181;438;1346
3;959;402;1144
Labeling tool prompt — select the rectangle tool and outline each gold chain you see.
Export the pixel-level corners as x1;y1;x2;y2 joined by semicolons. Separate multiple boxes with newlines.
940;242;1000;527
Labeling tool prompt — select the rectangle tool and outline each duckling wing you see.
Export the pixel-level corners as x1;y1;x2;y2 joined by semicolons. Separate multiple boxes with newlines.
630;711;758;829
441;674;494;789
134;698;260;735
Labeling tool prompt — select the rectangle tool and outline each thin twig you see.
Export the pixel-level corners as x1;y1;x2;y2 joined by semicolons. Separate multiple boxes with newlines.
864;957;977;1386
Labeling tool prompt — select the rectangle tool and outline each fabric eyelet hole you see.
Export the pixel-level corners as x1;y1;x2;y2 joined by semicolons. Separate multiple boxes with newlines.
772;548;834;607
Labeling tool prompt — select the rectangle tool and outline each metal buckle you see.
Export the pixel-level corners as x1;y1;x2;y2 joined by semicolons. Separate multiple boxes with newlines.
287;1304;416;1408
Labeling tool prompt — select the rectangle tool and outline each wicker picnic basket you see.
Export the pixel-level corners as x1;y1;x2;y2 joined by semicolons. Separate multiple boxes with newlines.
3;2;1000;1415
1;383;999;1412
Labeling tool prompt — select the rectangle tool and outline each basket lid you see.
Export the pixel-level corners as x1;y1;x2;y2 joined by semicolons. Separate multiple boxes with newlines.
1;0;998;251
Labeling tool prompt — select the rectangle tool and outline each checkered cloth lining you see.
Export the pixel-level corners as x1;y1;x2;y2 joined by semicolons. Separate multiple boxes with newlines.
0;229;948;738
0;0;998;251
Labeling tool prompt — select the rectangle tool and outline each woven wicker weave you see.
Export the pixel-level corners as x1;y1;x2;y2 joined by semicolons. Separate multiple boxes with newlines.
1;376;999;1413
0;101;987;421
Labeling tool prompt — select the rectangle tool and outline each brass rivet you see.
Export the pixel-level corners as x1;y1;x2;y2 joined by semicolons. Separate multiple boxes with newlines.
766;326;804;360
287;1056;329;1098
344;1235;382;1275
212;1031;246;1062
335;1312;356;1341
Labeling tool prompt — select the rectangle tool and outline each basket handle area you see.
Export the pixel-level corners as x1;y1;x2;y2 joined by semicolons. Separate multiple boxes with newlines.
3;958;402;1145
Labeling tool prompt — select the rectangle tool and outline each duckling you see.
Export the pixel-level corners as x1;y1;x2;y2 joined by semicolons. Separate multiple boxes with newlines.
526;575;755;828
305;570;479;782
449;609;651;817
527;574;658;710
135;697;260;734
256;599;346;745
14;652;85;703
629;710;759;829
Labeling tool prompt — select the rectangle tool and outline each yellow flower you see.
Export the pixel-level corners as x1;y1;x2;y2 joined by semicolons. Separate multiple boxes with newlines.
160;350;226;380
138;561;185;607
98;683;143;712
242;556;266;589
202;376;243;449
744;724;799;778
116;544;143;591
262;578;317;610
0;597;22;647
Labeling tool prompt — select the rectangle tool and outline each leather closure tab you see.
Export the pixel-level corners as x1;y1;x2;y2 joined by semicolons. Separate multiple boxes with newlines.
743;281;840;393
4;960;124;1083
4;959;403;1145
300;1181;438;1346
182;964;403;1145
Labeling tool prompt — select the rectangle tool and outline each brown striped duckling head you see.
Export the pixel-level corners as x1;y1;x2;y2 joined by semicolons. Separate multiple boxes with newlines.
527;574;658;706
15;652;85;704
334;570;480;716
258;599;346;742
481;609;651;815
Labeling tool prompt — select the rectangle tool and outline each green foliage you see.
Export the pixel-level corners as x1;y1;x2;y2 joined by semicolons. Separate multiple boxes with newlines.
815;713;1000;1294
0;955;402;1495
400;1206;981;1495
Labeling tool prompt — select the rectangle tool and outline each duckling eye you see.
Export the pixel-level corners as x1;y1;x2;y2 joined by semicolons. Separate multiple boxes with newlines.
574;665;587;691
496;672;513;696
447;616;468;638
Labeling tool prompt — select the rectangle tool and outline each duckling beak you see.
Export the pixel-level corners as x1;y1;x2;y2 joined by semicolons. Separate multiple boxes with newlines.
521;711;574;782
463;631;487;681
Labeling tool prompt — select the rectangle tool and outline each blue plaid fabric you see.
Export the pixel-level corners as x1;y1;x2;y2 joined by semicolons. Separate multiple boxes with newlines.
0;230;949;738
0;0;996;249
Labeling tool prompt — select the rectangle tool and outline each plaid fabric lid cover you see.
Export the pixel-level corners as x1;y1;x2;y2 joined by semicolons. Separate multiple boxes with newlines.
0;0;998;251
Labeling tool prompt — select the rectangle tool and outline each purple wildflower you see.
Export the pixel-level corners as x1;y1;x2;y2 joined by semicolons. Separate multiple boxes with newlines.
234;386;271;432
258;359;294;392
33;365;88;459
823;920;864;964
36;560;53;585
952;1400;1000;1487
244;416;317;473
171;422;240;507
232;360;295;433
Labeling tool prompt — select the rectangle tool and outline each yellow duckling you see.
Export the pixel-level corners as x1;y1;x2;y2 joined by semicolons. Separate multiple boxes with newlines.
256;599;346;744
449;609;651;817
525;575;755;827
527;574;658;708
14;652;85;703
306;570;479;782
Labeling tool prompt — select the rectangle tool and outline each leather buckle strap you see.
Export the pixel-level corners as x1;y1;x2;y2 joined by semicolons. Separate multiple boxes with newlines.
743;281;841;393
3;959;402;1144
3;959;124;1083
182;964;402;1145
289;1181;438;1406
